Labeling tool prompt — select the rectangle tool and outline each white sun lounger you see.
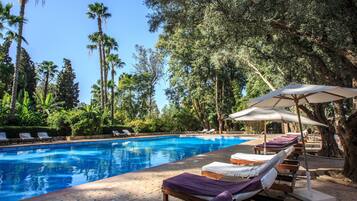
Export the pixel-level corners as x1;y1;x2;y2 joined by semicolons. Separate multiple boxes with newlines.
112;130;126;137
37;132;52;141
122;129;133;136
0;132;9;143
201;149;287;179
207;129;215;134
230;145;295;165
200;128;208;133
19;133;35;143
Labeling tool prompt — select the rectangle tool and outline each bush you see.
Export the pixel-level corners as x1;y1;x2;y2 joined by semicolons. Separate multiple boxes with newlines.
0;126;61;138
47;110;71;135
67;106;102;136
127;118;164;133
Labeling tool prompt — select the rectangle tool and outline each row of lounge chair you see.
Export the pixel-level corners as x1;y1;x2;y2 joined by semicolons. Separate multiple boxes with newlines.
112;129;135;137
162;134;302;201
200;128;216;134
0;132;52;144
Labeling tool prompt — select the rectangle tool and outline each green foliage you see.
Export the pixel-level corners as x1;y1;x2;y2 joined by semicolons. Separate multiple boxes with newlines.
56;58;79;109
67;105;102;136
47;110;71;133
160;104;201;131
127;118;163;133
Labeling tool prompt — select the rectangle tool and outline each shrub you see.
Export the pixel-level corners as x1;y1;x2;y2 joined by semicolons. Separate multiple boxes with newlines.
127;118;165;133
47;110;71;135
67;106;102;136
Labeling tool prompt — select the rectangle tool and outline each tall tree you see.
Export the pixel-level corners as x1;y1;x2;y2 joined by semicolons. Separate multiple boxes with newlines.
56;58;79;109
87;2;111;110
107;53;125;125
19;48;36;101
37;61;57;99
10;0;27;113
145;0;357;181
0;38;14;98
133;45;164;116
103;35;118;105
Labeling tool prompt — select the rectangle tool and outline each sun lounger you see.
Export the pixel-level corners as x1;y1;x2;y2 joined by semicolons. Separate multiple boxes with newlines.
0;132;9;144
37;132;53;141
254;135;299;154
230;145;295;165
19;133;35;143
112;130;127;137
122;129;133;136
200;129;208;133
162;165;278;201
202;148;299;193
201;149;286;180
207;129;215;134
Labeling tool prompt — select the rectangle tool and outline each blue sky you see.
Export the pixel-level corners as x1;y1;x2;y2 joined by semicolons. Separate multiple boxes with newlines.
3;0;169;109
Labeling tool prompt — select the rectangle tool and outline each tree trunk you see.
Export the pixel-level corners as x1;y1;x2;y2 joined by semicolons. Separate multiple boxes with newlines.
334;100;357;182
44;72;49;98
97;17;105;110
10;1;26;113
215;74;224;134
318;126;343;157
103;47;108;105
111;64;115;125
300;104;343;157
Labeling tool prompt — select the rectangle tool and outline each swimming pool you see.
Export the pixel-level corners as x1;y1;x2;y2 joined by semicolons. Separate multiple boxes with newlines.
0;135;249;200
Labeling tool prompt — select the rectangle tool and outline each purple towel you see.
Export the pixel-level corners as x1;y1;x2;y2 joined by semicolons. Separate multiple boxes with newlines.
163;173;262;199
256;136;298;148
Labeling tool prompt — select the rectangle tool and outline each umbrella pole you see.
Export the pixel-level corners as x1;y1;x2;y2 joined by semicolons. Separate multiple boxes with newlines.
295;100;312;193
264;121;267;155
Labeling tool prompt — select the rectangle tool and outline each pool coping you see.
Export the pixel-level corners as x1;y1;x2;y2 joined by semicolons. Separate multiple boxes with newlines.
0;133;259;150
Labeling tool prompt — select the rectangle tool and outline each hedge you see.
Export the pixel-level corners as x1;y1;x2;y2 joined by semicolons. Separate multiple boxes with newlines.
0;125;134;139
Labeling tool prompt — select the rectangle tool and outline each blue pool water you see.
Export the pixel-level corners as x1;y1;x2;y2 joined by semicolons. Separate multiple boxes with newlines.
0;135;248;200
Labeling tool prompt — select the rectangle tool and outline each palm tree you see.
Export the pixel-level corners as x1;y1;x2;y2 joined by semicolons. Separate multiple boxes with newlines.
102;35;118;105
38;61;58;98
87;2;111;110
10;0;45;113
0;2;20;37
5;0;27;113
87;32;105;107
107;54;125;125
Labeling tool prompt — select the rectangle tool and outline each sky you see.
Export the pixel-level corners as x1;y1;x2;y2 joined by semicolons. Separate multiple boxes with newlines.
3;0;169;110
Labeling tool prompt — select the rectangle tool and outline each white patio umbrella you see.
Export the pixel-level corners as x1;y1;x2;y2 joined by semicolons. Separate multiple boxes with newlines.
249;84;357;193
229;107;327;154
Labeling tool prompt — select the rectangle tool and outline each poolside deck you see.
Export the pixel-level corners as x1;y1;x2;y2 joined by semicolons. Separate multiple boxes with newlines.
25;134;356;201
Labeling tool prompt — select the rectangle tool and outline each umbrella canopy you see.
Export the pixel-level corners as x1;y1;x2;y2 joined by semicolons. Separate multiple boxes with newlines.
248;83;357;194
229;107;327;127
250;84;357;108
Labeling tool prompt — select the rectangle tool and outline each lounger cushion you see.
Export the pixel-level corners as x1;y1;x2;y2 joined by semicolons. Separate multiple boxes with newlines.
231;146;295;163
203;150;286;178
256;136;298;148
202;162;263;178
163;173;262;198
231;153;275;162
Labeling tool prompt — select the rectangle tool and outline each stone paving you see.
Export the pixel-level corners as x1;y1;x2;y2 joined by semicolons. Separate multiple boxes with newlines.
24;135;357;201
